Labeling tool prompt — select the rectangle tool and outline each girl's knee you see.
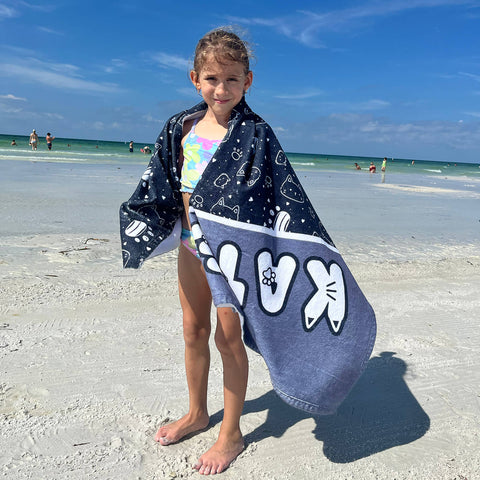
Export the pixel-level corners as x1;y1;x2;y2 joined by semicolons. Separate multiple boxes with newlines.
214;327;244;356
183;319;211;347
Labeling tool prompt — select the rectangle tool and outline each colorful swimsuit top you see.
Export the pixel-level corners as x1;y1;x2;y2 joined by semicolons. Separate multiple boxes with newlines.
180;118;223;193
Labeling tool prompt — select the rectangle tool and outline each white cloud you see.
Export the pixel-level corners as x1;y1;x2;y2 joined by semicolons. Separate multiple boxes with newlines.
0;62;123;94
103;58;129;74
150;52;191;71
278;112;480;161
142;113;163;123
0;93;27;101
229;1;477;48
357;99;391;110
459;71;480;82
275;89;324;100
0;5;17;18
43;112;64;120
0;104;23;114
317;99;391;112
37;26;63;35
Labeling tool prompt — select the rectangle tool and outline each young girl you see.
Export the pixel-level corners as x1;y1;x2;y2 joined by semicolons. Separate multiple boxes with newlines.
120;25;376;478
156;28;252;474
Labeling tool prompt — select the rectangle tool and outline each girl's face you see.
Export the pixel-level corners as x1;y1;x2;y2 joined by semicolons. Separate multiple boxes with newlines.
191;55;252;119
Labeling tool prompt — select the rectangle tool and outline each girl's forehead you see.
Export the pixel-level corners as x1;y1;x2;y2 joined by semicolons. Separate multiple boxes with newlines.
200;57;245;75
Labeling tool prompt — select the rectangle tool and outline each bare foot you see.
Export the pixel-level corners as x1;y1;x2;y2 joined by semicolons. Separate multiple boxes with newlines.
155;413;209;446
193;435;244;475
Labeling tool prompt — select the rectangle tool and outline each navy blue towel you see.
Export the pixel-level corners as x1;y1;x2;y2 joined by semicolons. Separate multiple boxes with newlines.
120;98;376;414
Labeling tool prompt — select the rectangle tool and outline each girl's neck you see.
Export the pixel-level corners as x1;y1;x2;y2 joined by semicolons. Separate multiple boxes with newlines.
203;109;230;129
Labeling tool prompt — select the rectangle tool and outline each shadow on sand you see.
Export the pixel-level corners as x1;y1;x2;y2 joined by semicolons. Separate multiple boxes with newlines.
215;351;430;463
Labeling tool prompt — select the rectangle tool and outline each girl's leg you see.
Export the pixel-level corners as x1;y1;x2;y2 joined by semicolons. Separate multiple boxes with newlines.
194;307;248;475
155;244;212;445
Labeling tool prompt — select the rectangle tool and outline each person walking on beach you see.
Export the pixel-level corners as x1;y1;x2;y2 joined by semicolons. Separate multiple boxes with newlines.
46;132;55;150
29;129;38;150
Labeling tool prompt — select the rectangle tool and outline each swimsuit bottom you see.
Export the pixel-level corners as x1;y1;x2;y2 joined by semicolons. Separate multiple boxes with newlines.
181;228;200;259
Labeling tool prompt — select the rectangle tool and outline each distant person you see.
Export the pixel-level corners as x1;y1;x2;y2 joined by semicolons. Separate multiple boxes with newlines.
354;162;361;170
46;132;55;150
381;157;387;172
369;162;376;173
143;145;151;154
411;160;415;166
129;141;134;152
11;139;16;146
29;129;38;150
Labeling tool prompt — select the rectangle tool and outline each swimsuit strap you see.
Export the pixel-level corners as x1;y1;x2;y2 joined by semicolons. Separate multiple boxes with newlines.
190;118;198;134
186;117;223;143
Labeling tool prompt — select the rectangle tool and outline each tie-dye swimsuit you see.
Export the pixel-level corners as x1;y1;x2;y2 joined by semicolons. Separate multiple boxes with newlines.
180;118;223;257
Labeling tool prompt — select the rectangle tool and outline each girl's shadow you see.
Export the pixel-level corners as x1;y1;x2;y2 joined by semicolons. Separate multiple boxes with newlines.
226;351;430;463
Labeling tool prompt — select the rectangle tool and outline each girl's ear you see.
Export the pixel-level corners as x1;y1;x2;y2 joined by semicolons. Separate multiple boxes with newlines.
190;70;200;90
244;71;253;93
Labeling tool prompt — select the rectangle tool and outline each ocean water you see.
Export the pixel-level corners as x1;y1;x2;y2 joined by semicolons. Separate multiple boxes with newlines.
1;133;479;263
2;133;480;179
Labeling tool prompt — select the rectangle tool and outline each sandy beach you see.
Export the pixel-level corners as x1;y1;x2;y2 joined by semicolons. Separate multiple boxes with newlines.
1;159;479;479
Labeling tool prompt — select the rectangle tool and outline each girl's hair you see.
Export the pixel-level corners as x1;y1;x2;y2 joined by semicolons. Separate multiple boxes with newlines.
193;27;252;75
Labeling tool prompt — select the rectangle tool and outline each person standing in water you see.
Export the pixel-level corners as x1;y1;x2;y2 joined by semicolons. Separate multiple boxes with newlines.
381;157;387;172
29;129;38;150
46;132;55;150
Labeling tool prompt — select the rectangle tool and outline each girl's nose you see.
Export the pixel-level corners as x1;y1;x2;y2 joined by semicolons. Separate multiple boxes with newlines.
216;82;228;94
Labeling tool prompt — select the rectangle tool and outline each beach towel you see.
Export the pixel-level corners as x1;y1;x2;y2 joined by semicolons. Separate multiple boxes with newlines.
119;98;376;414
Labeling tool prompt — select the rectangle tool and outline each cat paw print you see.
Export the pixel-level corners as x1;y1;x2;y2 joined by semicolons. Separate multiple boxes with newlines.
262;267;278;294
191;195;204;209
231;147;243;161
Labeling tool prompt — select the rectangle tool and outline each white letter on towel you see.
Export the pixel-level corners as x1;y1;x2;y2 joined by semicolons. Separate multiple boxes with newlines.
303;259;346;334
256;250;298;315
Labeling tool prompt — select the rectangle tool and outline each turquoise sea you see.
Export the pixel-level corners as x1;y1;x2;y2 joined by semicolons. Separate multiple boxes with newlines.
1;133;479;264
1;133;479;178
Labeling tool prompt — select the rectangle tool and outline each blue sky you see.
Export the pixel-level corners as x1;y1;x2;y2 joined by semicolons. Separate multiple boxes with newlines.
1;0;479;162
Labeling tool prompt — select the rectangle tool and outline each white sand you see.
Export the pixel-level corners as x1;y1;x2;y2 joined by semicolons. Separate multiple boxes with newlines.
1;161;480;479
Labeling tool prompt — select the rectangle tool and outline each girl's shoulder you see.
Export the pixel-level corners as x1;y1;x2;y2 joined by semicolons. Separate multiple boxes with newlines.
181;118;199;146
182;118;196;137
